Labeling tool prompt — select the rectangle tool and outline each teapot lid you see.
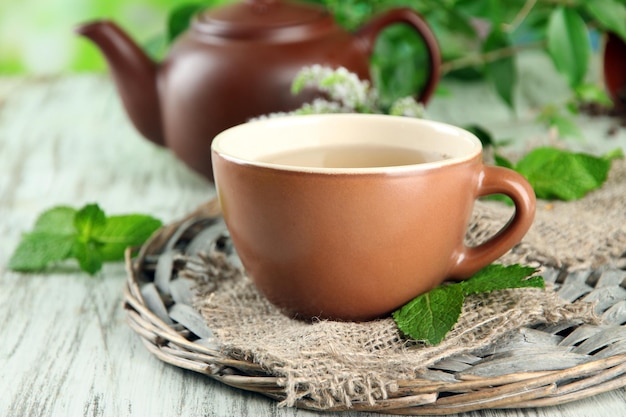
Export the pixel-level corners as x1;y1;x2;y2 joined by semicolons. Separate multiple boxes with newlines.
192;0;333;39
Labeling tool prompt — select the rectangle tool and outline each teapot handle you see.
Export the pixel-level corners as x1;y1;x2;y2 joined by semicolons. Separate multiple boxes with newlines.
356;8;441;104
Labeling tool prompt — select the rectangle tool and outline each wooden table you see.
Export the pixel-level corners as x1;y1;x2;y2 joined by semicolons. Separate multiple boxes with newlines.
2;70;626;416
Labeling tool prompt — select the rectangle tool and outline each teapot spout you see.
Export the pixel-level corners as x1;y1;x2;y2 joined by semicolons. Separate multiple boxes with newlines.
76;20;165;146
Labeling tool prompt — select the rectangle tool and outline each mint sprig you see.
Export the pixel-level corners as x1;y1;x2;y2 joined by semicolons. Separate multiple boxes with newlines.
9;204;162;275
393;264;544;345
516;147;622;201
471;124;622;202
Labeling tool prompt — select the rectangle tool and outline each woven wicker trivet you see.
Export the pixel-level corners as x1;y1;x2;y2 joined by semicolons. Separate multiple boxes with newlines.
124;199;626;415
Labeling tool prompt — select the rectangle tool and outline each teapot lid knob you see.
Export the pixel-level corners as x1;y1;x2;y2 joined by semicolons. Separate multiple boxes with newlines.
192;0;332;39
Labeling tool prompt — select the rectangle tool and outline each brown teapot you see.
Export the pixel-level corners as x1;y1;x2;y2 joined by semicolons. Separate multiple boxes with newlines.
77;0;441;180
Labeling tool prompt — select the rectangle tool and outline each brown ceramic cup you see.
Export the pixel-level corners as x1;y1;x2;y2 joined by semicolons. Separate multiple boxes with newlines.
211;114;536;321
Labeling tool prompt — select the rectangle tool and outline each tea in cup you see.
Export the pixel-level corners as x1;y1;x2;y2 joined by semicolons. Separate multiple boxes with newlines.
211;114;535;321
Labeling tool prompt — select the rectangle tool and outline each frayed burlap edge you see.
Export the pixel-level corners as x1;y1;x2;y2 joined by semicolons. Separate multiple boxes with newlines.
189;252;598;409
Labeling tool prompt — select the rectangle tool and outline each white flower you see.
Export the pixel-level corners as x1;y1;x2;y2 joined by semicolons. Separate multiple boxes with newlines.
388;97;425;118
294;98;351;114
292;65;376;111
257;66;425;120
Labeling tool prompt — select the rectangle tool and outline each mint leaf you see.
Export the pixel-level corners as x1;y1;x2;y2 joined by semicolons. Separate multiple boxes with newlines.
494;152;514;170
465;124;495;148
393;264;543;345
8;207;78;271
393;284;465;346
8;233;75;271
9;203;161;275
574;83;614;108
72;241;104;275
547;8;590;88
167;3;206;42
585;0;626;42
515;147;613;200
474;124;618;201
96;215;162;261
483;27;516;108
460;264;544;295
33;206;77;234
74;204;106;242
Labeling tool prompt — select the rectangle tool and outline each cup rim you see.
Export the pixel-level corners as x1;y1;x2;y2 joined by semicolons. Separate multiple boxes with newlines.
211;114;483;174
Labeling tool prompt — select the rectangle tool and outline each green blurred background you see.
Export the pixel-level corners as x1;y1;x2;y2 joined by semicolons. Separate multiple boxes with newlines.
0;0;172;74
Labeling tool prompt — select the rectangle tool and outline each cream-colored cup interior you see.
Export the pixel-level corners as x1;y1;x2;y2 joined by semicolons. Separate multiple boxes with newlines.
212;114;482;173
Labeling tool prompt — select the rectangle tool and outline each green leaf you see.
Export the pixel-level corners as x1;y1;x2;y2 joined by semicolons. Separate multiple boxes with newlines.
454;0;494;18
480;0;506;24
371;24;431;106
547;8;591;88
460;264;544;295
393;263;543;345
315;0;375;31
168;3;207;42
434;84;453;97
483;28;517;108
515;147;613;200
432;3;479;38
465;124;495;148
494;152;515;169
393;284;465;345
32;206;77;235
574;83;615;107
95;215;162;261
8;233;75;272
585;0;626;41
72;241;104;276
9;203;162;275
74;203;106;242
9;207;77;271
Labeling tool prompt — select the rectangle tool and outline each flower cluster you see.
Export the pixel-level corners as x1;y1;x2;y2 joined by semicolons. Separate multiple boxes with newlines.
291;65;377;112
388;96;425;118
254;65;425;119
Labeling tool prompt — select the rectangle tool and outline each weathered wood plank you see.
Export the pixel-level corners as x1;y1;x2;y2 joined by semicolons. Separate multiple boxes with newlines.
1;73;626;417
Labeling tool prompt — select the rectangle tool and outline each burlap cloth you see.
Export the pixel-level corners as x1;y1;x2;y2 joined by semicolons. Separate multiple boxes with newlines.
189;158;626;409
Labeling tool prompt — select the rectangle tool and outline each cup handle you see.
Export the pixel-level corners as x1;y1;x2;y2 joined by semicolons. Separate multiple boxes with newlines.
449;166;536;279
355;8;441;104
